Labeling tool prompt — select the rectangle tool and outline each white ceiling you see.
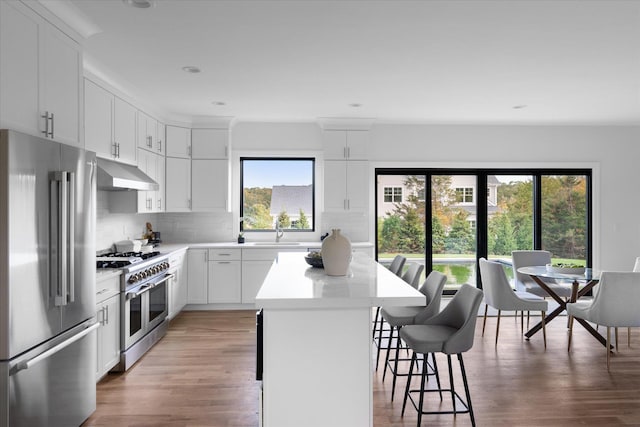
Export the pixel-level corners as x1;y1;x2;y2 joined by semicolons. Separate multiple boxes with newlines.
69;0;640;124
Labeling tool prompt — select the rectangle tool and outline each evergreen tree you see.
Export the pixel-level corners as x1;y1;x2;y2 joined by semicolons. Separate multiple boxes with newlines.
277;210;291;228
445;210;474;254
297;209;310;229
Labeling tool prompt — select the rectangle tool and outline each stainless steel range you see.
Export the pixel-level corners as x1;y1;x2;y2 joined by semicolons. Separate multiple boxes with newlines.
96;251;172;371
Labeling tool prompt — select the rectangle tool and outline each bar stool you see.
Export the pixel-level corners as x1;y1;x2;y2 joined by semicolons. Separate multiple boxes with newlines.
372;255;406;342
400;284;483;427
375;262;424;370
380;270;446;401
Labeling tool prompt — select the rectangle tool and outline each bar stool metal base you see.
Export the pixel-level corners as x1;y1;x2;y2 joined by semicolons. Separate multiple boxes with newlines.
402;352;476;427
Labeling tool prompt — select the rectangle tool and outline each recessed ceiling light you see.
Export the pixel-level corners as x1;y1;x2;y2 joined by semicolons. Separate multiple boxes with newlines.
181;66;201;74
349;103;362;108
512;105;527;109
122;0;155;8
211;101;226;106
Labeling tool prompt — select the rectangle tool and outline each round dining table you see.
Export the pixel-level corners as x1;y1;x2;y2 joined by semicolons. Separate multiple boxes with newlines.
516;266;608;347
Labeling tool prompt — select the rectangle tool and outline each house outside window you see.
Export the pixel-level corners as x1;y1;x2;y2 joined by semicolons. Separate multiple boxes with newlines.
384;187;403;203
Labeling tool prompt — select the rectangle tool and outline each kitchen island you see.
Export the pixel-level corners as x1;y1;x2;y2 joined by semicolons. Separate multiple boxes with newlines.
255;252;425;427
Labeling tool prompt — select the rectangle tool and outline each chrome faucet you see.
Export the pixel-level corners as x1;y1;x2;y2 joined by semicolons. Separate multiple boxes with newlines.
275;219;284;242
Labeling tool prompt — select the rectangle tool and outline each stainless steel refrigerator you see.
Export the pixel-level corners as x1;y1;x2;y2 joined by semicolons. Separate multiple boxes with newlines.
0;130;98;426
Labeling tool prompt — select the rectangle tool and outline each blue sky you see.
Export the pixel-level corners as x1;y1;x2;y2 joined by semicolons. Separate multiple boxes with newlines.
243;159;313;188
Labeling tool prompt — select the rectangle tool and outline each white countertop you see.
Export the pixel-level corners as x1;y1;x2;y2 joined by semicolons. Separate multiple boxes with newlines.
255;252;425;309
184;241;373;250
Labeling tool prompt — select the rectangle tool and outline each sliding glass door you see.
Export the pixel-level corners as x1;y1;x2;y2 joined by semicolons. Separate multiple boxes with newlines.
375;169;591;293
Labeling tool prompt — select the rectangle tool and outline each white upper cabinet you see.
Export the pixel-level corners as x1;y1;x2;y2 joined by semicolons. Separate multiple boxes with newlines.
166;125;191;158
84;79;113;157
137;111;158;152
323;130;369;160
324;160;368;212
0;1;40;135
165;157;191;212
84;79;136;164
41;23;81;146
191;159;229;212
137;149;164;213
0;1;82;146
113;97;137;164
191;129;229;159
156;122;166;156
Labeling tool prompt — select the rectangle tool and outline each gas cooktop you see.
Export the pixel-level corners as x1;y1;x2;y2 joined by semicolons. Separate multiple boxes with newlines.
96;251;162;269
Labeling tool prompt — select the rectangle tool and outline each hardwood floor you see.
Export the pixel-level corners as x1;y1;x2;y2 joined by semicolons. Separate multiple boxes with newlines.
84;310;640;427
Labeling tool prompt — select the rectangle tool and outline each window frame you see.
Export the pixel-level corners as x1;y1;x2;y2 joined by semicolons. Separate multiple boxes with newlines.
374;167;592;294
240;156;316;232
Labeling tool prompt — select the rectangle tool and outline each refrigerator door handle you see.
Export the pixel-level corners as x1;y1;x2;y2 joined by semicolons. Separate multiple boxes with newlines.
14;322;100;374
68;171;75;303
50;171;74;306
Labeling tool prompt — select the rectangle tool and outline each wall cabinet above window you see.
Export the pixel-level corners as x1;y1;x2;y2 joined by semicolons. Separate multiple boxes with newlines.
323;130;369;160
191;128;229;159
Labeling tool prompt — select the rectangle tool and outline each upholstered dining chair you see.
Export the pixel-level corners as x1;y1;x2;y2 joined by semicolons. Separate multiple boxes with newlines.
379;270;447;401
512;250;572;299
567;271;640;370
373;255;407;341
400;284;483;427
479;258;547;347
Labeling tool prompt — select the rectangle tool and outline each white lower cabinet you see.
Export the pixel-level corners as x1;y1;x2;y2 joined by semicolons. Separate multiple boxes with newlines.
208;249;241;303
168;249;188;319
95;275;121;381
187;249;208;304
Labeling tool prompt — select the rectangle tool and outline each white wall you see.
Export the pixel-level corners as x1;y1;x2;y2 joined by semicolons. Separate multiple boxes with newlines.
96;121;640;271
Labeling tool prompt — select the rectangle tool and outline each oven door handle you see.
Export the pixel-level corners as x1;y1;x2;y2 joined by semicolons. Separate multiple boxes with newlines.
125;274;175;300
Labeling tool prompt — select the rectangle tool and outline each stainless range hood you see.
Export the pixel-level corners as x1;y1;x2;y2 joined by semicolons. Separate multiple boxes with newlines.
97;157;159;191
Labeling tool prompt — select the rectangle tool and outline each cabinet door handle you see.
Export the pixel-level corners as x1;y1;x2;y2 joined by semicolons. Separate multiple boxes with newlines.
41;112;49;137
116;143;120;158
158;198;162;209
111;142;117;158
158;140;162;152
218;261;231;264
225;146;228;157
347;146;351;158
204;252;208;262
50;112;55;139
188;198;191;209
187;145;192;156
41;111;53;138
105;304;109;324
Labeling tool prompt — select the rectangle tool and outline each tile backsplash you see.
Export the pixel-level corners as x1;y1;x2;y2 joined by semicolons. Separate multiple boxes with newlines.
97;192;370;251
